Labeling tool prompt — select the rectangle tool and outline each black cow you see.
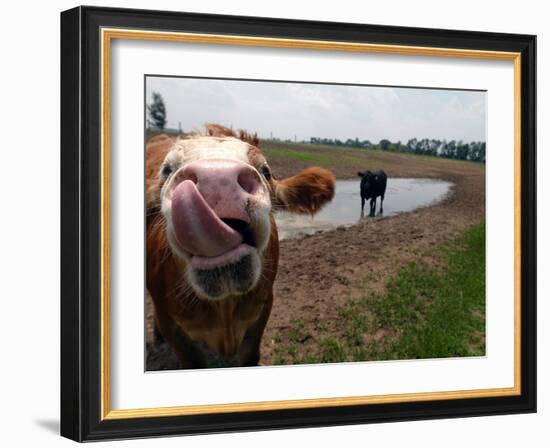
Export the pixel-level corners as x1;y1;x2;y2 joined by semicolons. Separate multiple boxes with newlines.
357;170;387;217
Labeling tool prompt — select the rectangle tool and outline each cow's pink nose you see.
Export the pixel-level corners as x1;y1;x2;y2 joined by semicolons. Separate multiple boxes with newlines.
173;159;262;221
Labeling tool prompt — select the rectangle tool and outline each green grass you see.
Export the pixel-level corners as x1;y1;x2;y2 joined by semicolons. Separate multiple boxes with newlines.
261;142;374;170
262;146;334;165
273;221;486;364
261;141;483;180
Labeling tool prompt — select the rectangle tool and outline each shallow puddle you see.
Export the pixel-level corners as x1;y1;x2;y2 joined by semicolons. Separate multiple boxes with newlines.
275;178;453;240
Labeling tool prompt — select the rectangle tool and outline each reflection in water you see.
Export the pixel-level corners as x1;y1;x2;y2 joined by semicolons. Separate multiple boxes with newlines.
275;178;452;240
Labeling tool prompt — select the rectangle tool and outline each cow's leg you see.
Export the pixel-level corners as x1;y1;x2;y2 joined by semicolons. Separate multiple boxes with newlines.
239;293;274;366
361;194;366;213
169;328;211;369
153;306;207;369
154;321;165;345
370;198;376;217
379;194;384;215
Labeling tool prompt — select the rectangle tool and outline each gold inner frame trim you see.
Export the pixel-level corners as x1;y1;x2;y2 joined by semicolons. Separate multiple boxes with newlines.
100;27;522;420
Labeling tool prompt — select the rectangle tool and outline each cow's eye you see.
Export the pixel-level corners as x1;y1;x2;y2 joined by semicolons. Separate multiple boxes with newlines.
161;164;172;177
260;164;272;181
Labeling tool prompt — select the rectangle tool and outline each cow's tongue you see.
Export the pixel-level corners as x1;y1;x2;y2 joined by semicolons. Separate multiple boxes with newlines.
171;180;243;257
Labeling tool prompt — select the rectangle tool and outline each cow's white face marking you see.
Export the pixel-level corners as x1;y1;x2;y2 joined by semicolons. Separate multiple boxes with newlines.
165;136;251;167
158;136;273;300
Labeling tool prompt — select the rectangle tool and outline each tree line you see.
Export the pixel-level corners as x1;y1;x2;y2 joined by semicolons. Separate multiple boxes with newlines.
309;137;486;162
146;91;486;163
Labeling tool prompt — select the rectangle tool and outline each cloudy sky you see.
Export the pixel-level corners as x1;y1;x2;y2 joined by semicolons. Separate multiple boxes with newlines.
145;76;486;143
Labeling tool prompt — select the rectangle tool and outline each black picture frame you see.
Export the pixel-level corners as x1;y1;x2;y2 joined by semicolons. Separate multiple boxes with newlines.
61;5;536;442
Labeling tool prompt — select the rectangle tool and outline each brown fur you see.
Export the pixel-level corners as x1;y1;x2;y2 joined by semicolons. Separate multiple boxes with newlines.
145;134;175;209
147;212;279;367
146;126;335;368
205;123;260;147
274;167;336;215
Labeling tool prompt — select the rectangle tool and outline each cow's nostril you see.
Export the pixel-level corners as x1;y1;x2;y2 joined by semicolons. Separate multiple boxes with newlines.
237;169;260;194
177;168;198;185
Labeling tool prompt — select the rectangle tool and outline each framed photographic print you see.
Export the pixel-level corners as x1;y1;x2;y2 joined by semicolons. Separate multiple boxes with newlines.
60;6;536;441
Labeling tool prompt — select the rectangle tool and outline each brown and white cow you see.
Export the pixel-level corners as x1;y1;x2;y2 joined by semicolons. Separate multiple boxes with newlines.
146;125;335;368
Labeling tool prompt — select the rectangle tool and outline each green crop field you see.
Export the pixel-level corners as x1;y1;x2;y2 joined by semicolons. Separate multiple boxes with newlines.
273;221;486;365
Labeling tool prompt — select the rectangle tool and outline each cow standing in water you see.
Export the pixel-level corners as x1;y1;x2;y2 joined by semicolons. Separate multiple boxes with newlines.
357;170;387;217
146;125;335;368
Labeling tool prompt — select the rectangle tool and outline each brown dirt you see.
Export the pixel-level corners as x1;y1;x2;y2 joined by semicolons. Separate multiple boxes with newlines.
145;143;485;368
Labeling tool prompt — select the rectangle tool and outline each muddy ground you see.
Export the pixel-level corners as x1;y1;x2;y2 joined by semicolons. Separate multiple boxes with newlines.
146;142;485;368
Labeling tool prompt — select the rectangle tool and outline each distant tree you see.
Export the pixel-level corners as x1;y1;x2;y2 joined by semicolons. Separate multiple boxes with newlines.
480;142;486;163
471;141;486;162
147;92;167;129
379;139;391;151
413;138;426;155
428;139;441;156
456;141;470;160
406;138;417;154
442;140;457;159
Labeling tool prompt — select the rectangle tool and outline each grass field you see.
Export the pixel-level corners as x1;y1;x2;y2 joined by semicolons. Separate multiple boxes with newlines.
272;221;486;364
261;140;484;180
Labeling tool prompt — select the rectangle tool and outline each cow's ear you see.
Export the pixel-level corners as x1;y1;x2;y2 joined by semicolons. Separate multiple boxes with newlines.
273;167;335;215
357;171;365;178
